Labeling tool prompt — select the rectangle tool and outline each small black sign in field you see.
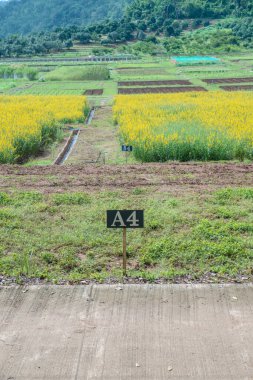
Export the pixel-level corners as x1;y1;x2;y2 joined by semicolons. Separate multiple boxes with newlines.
122;145;133;152
107;210;144;275
84;89;104;95
121;145;133;163
220;85;253;91
107;210;144;228
203;77;253;84
118;80;192;86
118;86;207;94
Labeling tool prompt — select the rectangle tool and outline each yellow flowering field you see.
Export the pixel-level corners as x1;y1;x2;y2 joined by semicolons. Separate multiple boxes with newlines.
114;92;253;161
0;95;88;163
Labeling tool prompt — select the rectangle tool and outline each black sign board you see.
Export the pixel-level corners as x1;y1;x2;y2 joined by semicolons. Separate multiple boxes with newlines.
122;145;133;152
107;210;144;229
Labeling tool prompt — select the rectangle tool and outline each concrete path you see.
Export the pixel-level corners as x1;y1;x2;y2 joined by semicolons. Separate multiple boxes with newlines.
0;284;252;380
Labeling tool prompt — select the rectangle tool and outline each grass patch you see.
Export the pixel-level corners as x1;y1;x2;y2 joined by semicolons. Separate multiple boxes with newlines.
46;66;110;81
52;193;91;205
215;188;253;201
0;187;252;283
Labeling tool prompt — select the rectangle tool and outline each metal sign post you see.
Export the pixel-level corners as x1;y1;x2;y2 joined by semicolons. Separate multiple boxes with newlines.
107;210;144;275
122;145;133;164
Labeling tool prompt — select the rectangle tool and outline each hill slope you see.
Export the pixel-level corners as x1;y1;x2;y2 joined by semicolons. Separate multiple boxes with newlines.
0;0;252;56
85;0;253;49
0;0;132;37
0;0;252;38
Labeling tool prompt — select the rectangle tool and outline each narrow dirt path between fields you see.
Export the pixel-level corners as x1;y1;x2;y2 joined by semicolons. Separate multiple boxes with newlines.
66;105;121;165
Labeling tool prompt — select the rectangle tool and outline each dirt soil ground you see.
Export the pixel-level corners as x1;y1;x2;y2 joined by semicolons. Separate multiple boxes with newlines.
0;163;252;193
118;80;192;86
118;86;207;94
84;89;104;95
203;77;253;84
220;85;253;91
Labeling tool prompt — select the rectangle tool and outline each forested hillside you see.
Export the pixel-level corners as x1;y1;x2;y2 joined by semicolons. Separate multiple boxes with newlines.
0;0;252;37
125;0;252;32
0;0;132;36
126;0;252;22
0;0;252;57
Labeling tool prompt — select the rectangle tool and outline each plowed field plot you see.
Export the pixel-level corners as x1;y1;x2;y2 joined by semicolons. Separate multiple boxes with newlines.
118;80;192;86
84;89;103;95
118;86;207;94
221;85;253;91
203;77;253;84
117;67;152;70
116;68;168;76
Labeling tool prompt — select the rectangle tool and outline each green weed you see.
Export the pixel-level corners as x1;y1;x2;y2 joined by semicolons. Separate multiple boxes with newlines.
0;192;11;205
52;192;91;205
0;188;252;282
215;188;253;201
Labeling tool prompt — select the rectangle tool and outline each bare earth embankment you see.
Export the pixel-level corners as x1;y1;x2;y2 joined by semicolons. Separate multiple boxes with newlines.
0;162;252;193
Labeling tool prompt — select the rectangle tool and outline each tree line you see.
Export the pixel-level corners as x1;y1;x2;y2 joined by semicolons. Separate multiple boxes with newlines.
0;0;252;57
0;0;131;37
